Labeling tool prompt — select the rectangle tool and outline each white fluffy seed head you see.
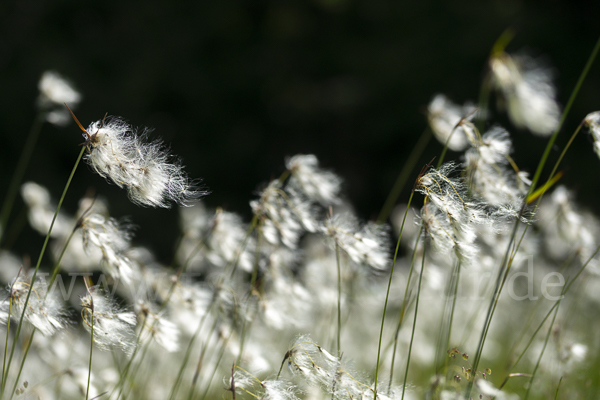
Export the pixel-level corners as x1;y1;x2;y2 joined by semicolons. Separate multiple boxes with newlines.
251;181;317;249
80;286;136;355
285;154;342;206
427;94;478;151
21;182;72;238
463;127;526;206
584;111;600;159
136;301;180;353
80;213;137;284
489;52;560;136
83;117;205;208
416;163;490;262
37;71;82;126
9;274;69;336
321;213;390;271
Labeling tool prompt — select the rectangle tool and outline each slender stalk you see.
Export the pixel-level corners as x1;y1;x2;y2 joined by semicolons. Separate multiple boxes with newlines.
435;260;461;375
466;34;600;399
465;217;521;397
2;298;13;393
499;247;600;391
116;214;255;398
109;316;148;399
335;242;342;358
523;284;565;400
8;330;35;400
186;342;206;400
235;298;258;367
387;229;421;393
1;145;86;400
554;377;563;400
545;123;583;185
373;191;415;397
502;302;558;385
0;112;45;246
199;336;230;400
235;218;262;368
47;225;78;292
120;331;153;399
401;240;427;400
86;310;94;400
167;306;214;400
529;34;600;194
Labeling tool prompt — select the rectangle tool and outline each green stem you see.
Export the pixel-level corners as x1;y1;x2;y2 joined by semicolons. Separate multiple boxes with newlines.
387;229;421;393
336;242;342;358
199;334;231;400
167;305;214;400
466;34;600;399
401;239;427;400
121;336;152;400
465;217;521;397
435;260;461;375
529;34;600;194
2;298;13;393
523;284;565;400
86;310;94;400
8;330;35;400
374;191;415;397
185;343;207;400
1;145;86;400
109;317;148;400
0;113;45;246
554;377;563;400
47;226;78;292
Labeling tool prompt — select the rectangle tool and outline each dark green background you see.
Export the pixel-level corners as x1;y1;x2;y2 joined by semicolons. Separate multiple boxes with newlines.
1;0;599;263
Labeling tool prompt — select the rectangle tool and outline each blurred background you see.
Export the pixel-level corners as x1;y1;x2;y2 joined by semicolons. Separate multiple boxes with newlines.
1;0;599;263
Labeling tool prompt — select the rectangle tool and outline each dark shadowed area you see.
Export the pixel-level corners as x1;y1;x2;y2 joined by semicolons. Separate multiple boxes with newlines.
1;0;599;262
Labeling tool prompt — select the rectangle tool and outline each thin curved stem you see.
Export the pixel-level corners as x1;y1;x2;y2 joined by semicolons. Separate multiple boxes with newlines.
86;311;94;400
336;242;342;358
401;239;427;400
388;228;422;393
373;191;415;397
1;145;86;400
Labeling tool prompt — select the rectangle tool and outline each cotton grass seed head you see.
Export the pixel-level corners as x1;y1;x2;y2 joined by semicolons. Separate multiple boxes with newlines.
285;154;342;206
584;111;600;159
80;286;136;354
251;180;317;249
427;94;478;151
136;300;180;353
37;71;81;126
489;52;560;136
416;163;488;262
322;213;390;271
80;213;138;284
68;109;206;208
9;274;69;336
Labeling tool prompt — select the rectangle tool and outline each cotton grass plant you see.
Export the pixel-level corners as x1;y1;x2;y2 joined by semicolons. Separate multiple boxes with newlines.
1;33;600;400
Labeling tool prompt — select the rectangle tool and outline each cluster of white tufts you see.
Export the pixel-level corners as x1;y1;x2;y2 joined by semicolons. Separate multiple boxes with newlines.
427;94;478;152
80;286;137;355
9;274;69;336
37;70;82;126
488;52;561;136
82;116;204;208
80;213;138;284
5;43;600;400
